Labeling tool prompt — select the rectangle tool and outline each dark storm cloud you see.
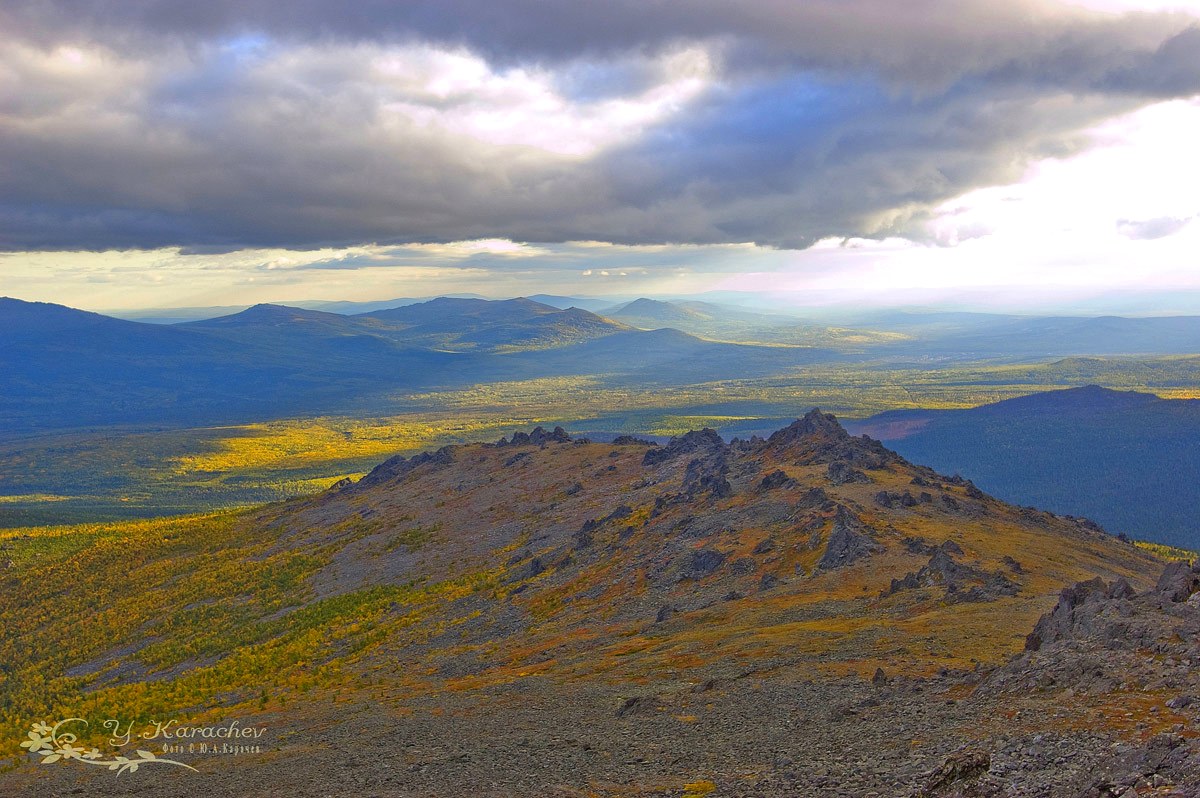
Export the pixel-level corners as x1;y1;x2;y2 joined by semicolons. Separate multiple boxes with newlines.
0;1;1198;253
3;0;1194;90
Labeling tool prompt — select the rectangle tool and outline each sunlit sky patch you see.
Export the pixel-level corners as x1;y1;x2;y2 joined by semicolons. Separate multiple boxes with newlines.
1;1;1198;313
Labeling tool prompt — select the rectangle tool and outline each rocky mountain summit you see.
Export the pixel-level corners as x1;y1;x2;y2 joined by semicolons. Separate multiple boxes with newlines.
5;411;1195;797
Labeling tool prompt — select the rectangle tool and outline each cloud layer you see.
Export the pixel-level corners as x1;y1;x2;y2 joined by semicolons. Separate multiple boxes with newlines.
1;1;1199;252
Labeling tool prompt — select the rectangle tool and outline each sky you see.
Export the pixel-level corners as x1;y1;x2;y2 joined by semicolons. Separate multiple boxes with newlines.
1;0;1199;313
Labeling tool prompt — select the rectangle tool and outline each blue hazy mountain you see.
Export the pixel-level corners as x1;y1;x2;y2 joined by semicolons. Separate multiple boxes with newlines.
526;294;618;313
847;386;1200;548
0;297;833;432
109;294;491;323
356;297;628;350
848;312;1200;357
598;297;906;348
0;298;460;432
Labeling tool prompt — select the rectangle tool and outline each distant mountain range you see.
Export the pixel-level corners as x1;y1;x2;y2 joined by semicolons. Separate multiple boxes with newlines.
847;386;1200;548
6;295;1200;541
0;296;835;432
108;295;1200;357
844;311;1200;356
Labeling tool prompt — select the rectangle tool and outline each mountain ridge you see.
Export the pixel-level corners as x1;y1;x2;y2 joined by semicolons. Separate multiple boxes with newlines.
4;411;1195;796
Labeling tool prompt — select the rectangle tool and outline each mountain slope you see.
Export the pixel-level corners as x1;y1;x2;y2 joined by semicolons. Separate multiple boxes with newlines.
852;312;1200;357
526;293;615;313
3;413;1188;796
603;297;711;326
357;296;629;350
600;297;908;349
0;297;838;433
0;298;459;431
847;386;1200;547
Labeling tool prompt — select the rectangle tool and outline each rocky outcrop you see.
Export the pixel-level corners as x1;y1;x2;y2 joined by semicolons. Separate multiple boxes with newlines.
356;445;456;488
917;749;990;797
1024;576;1138;651
762;408;899;469
682;453;733;499
497;426;572;446
574;505;635;548
818;506;882;570
796;486;832;510
643;428;725;466
1023;560;1199;654
1155;559;1200;603
827;460;870;485
650;451;733;515
504;451;531;467
680;547;726;580
758;469;797;491
886;544;1019;603
982;560;1200;704
876;490;925;509
612;435;657;446
764;408;847;446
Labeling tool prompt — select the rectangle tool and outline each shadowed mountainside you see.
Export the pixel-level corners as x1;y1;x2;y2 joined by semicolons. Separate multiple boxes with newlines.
0;297;836;433
848;386;1200;548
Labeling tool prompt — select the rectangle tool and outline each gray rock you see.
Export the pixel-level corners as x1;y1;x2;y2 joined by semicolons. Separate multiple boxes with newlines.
818;506;882;570
1156;560;1200;603
681;548;726;580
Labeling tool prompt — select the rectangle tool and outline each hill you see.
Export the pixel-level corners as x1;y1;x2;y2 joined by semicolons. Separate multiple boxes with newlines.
526;293;616;313
603;297;713;326
357;297;630;351
0;297;836;433
851;312;1200;357
601;297;908;348
2;413;1196;796
0;297;459;432
847;386;1200;548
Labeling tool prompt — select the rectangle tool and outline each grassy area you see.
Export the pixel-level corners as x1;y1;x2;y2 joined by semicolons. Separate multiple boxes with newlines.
1134;541;1199;561
0;512;498;760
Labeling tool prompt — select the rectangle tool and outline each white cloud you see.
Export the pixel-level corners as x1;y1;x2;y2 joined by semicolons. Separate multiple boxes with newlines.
714;99;1200;306
298;42;714;158
1116;216;1193;239
1065;0;1200;14
924;99;1200;246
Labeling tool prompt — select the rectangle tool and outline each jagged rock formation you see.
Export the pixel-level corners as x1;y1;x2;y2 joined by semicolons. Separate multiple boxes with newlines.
828;460;870;485
643;427;725;466
1156;559;1200;603
680;548;726;581
818;506;882;570
876;489;931;508
758;469;797;491
495;425;573;446
681;452;733;499
968;560;1200;796
885;543;1020;603
988;560;1200;695
762;408;898;468
1018;559;1200;657
355;443;457;488
612;435;657;446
